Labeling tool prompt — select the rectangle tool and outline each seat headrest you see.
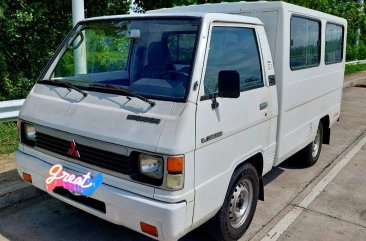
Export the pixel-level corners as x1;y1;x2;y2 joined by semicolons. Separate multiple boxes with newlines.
148;42;171;66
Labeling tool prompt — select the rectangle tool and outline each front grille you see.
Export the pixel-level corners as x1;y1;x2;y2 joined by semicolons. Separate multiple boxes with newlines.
35;132;133;175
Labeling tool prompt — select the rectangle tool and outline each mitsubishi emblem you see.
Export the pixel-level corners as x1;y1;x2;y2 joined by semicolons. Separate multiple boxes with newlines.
67;140;80;158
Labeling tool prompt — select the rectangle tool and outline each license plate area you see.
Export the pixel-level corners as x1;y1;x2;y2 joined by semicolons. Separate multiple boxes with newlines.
45;164;103;196
53;187;106;213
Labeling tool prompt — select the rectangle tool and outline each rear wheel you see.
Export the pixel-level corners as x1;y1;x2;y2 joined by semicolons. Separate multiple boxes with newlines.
208;163;259;241
300;122;323;167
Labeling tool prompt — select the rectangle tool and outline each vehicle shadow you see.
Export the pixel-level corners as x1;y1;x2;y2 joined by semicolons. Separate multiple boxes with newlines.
279;151;310;170
263;151;310;187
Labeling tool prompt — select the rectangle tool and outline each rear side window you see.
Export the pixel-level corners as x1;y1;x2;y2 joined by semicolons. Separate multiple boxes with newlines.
290;16;321;70
203;26;263;96
167;33;196;64
325;23;344;64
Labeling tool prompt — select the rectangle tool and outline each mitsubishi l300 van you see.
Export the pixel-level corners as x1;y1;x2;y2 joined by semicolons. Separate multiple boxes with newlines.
16;2;346;240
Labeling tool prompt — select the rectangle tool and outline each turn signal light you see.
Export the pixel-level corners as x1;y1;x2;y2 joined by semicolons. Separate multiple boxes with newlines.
167;156;184;173
23;172;32;183
140;222;158;237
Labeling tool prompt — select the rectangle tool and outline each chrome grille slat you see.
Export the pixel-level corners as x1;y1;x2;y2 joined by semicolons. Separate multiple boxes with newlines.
35;132;133;175
36;139;69;151
37;133;69;146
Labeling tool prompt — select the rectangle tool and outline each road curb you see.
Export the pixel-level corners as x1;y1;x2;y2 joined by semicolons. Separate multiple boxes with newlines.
343;77;366;88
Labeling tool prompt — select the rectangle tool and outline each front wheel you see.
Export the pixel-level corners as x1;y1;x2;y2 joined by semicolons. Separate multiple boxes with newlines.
207;163;259;241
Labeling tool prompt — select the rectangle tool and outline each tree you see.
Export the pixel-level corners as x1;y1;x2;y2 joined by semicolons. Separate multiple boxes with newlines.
0;0;131;101
134;0;240;11
85;0;131;17
0;0;73;100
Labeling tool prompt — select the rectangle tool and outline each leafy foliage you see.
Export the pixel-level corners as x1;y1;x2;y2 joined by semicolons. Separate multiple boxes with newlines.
85;0;130;17
0;0;130;101
345;63;366;75
55;25;130;77
134;0;242;11
0;0;73;100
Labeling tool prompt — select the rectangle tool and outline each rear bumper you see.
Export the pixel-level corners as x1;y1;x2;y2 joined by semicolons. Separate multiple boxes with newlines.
15;150;187;241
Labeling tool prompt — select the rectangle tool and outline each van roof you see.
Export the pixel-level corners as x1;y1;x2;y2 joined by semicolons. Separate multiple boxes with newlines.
81;12;264;26
147;1;346;25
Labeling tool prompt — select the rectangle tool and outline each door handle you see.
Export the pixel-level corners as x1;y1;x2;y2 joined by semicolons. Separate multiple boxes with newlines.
268;75;276;86
260;102;268;110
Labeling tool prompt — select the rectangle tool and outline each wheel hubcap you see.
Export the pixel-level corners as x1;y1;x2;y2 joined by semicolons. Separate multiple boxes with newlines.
312;128;321;158
229;178;253;228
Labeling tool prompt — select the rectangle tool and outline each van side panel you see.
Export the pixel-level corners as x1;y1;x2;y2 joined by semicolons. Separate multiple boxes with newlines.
193;110;270;226
253;11;278;63
274;12;346;165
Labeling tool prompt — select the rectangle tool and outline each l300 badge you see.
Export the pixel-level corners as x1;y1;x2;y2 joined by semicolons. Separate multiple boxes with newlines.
201;131;223;143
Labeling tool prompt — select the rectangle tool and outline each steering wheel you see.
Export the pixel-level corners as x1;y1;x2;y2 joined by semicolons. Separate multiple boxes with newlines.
160;71;189;80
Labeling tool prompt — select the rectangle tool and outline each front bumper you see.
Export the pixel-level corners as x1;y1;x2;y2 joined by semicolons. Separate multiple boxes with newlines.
15;150;187;241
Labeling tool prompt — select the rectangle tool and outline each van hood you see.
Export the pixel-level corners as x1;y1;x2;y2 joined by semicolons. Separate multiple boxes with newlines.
20;84;176;153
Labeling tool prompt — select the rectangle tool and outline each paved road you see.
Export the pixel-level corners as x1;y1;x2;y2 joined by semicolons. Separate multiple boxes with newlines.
1;86;366;241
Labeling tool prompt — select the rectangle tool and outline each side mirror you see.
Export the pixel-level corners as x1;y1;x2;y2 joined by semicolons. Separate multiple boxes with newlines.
218;70;240;98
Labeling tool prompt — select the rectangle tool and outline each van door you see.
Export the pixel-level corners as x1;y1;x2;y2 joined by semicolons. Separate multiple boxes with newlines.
193;23;273;223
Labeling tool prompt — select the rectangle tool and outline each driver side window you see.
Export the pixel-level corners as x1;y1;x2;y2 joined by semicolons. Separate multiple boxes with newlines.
203;26;263;97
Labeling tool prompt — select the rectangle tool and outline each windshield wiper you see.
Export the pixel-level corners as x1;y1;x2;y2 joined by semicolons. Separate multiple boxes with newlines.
90;83;155;106
38;79;88;97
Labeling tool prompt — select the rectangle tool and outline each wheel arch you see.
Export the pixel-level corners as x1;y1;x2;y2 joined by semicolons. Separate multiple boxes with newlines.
233;153;264;201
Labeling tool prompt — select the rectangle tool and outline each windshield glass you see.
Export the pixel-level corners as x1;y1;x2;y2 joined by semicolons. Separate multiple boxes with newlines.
42;18;201;102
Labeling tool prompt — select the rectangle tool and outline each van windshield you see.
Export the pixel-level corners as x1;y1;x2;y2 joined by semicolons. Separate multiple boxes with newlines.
41;18;201;102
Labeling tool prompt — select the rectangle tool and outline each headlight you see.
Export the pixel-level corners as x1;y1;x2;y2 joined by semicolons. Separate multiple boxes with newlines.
138;154;163;179
22;122;36;146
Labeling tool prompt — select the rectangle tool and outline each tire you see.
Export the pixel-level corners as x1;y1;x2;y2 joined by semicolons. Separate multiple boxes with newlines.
300;122;323;167
207;163;259;241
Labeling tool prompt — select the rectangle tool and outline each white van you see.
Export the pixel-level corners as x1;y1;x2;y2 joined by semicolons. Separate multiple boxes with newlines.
16;1;346;241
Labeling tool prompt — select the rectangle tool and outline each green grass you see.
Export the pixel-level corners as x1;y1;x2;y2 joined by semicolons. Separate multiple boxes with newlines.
0;122;19;154
345;64;366;75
